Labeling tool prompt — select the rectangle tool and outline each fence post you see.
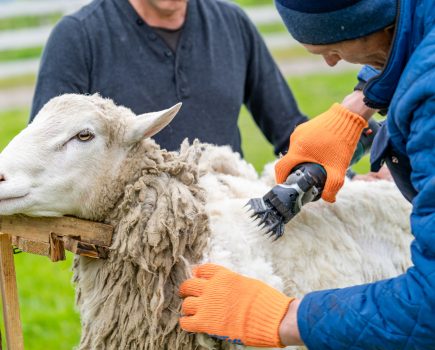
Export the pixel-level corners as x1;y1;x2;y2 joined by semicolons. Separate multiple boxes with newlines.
0;233;24;350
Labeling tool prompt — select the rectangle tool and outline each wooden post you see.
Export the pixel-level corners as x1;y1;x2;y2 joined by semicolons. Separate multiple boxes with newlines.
0;234;24;350
0;215;113;349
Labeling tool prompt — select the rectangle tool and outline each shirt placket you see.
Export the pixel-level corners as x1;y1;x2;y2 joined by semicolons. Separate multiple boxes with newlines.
135;18;181;88
175;38;192;100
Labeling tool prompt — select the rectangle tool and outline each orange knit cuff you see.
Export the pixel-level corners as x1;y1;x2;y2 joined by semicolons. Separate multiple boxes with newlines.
245;288;295;348
324;103;368;144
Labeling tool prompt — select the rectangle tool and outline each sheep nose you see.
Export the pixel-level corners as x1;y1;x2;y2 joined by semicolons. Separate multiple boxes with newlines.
0;174;5;182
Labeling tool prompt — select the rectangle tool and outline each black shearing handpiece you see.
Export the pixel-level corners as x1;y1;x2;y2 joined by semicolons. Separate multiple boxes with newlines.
246;118;381;239
246;163;326;239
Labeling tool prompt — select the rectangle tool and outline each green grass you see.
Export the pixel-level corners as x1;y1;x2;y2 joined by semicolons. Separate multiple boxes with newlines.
0;71;369;349
256;21;287;34
234;0;271;7
0;74;36;90
0;13;59;65
0;47;43;63
0;13;62;31
271;45;312;61
0;108;28;149
7;254;80;350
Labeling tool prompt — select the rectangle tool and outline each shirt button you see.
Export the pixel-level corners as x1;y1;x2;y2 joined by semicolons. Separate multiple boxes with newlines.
165;50;172;57
148;33;157;40
136;18;144;25
391;156;399;164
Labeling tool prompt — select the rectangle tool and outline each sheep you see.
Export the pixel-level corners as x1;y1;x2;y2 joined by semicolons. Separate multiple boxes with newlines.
0;94;412;350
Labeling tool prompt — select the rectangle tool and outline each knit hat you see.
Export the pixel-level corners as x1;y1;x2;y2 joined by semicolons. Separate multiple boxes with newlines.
275;0;398;45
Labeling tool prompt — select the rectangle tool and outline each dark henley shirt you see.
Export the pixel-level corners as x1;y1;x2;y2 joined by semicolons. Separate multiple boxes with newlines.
30;0;307;155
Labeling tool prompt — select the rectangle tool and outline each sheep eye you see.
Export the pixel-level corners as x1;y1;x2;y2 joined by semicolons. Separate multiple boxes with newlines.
76;130;94;142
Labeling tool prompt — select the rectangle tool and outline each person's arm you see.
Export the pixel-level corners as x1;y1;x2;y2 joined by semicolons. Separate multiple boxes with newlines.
238;11;307;155
30;16;91;122
278;298;302;345
294;82;435;350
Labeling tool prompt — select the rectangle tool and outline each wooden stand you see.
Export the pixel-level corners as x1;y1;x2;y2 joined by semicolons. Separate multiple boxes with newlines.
0;234;23;350
0;215;113;350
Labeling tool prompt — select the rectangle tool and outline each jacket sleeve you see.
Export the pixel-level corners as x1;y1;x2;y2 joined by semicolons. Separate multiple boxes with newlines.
237;11;307;156
29;16;91;122
297;69;435;350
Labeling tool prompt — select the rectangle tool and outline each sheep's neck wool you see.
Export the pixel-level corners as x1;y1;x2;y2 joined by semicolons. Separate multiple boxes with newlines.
73;140;213;350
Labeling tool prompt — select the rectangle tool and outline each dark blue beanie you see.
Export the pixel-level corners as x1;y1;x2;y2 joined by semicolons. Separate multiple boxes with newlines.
275;0;398;45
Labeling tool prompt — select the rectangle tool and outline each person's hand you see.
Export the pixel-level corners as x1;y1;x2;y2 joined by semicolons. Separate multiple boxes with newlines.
352;165;393;182
275;103;368;202
179;263;295;347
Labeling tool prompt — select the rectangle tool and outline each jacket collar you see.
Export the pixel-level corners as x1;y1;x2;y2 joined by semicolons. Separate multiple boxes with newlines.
363;0;416;109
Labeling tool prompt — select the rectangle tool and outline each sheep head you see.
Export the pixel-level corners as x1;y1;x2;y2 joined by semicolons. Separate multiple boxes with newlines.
0;94;181;218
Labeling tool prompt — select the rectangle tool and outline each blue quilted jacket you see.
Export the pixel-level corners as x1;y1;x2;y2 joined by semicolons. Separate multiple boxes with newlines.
297;0;435;348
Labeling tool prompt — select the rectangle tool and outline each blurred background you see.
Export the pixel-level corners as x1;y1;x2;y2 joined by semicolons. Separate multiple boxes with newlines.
0;0;365;348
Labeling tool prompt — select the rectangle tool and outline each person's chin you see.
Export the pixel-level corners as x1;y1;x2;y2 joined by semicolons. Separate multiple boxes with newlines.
158;3;185;13
158;0;187;7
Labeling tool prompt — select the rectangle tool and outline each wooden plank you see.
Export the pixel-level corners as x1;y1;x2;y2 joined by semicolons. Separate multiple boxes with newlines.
0;215;113;246
0;234;24;350
12;237;50;257
62;237;109;259
49;233;66;262
11;236;110;260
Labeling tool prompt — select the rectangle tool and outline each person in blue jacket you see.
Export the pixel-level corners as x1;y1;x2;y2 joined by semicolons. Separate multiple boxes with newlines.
178;0;435;348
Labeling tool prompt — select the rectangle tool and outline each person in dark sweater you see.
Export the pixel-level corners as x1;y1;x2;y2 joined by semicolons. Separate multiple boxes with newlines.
30;0;307;156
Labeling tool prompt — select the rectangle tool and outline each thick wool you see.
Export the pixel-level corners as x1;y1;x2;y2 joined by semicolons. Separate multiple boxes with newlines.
73;140;212;350
72;139;412;350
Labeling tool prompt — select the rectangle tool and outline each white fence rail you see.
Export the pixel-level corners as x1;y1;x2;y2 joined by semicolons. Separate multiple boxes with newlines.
0;0;89;18
0;1;295;79
0;26;51;51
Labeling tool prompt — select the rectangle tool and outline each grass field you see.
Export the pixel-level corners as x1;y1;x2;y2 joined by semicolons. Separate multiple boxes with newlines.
0;13;62;31
0;47;43;63
0;70;368;349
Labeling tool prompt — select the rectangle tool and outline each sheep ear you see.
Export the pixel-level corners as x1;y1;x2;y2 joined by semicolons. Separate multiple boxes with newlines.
125;103;182;143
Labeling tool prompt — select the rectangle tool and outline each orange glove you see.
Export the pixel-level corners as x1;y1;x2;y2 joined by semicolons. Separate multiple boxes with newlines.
275;103;368;202
179;263;294;347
